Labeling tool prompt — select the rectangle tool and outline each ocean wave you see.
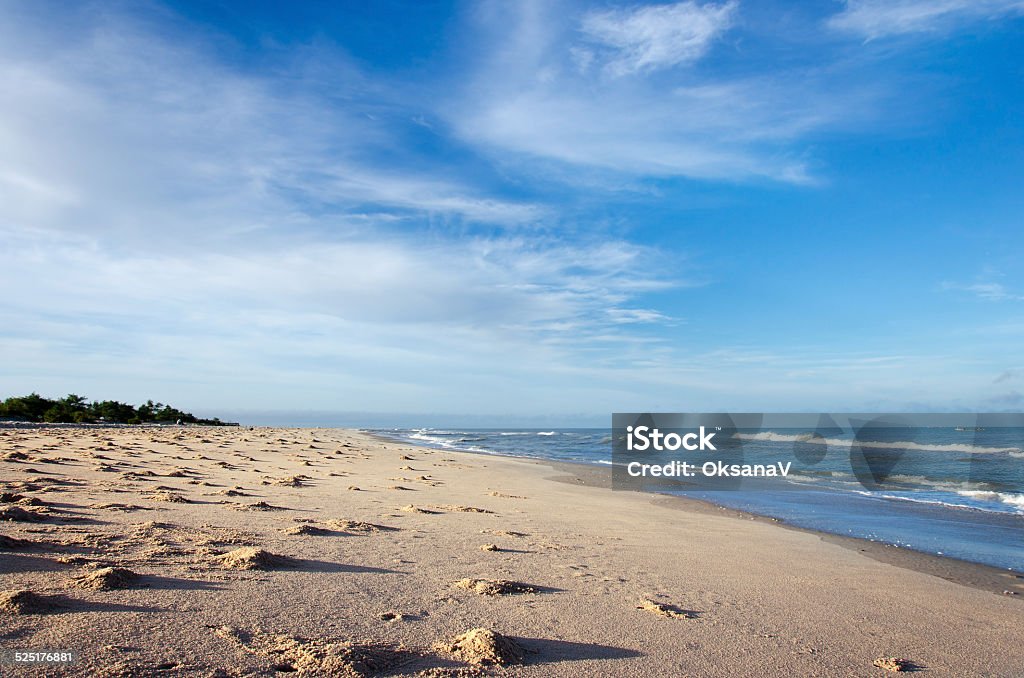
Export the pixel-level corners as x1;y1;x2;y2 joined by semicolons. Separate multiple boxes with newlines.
850;488;1024;514
537;431;556;436
957;490;1024;509
734;431;1022;455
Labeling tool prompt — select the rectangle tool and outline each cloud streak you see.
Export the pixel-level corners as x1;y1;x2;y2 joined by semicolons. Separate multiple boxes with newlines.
448;1;886;184
829;0;1024;39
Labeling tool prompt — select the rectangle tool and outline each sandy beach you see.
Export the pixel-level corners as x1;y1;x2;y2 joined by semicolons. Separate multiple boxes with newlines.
1;425;1022;677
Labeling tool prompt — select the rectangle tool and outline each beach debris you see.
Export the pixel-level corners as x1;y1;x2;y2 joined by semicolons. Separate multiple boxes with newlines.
479;543;501;552
73;566;140;591
638;599;698;619
873;657;915;672
454;579;535;596
219;547;296;570
435;628;525;666
0;589;58;615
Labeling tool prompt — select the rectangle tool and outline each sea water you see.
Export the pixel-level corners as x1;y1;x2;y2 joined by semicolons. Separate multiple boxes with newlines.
370;427;1023;572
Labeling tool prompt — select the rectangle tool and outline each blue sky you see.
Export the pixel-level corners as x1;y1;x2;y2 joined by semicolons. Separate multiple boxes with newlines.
1;0;1022;423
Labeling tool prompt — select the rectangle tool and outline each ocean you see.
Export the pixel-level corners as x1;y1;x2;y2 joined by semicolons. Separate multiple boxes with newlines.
369;426;1023;572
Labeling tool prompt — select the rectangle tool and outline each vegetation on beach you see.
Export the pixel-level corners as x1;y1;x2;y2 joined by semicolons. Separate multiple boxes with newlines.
0;393;235;425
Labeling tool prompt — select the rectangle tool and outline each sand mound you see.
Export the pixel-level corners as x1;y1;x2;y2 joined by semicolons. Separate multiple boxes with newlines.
331;520;393;533
454;579;536;596
638;599;696;619
147;491;189;503
263;635;406;675
214;627;408;676
481;529;528;538
90;502;148;512
219;547;296;570
400;505;434;514
238;501;285;511
283;524;332;536
435;628;525;666
0;589;57;614
479;543;500;552
0;505;45;522
434;505;494;514
74;566;140;591
874;657;915;672
3;451;30;461
274;475;309;487
0;534;31;549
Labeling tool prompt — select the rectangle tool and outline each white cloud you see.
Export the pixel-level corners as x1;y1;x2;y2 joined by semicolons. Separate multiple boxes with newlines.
580;1;737;76
448;2;881;184
829;0;1024;39
0;4;539;242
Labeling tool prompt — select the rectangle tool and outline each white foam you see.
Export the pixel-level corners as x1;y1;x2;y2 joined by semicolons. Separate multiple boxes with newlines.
734;432;1021;454
957;490;1024;509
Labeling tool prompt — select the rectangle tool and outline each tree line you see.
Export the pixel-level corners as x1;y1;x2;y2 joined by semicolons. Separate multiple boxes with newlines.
0;393;236;426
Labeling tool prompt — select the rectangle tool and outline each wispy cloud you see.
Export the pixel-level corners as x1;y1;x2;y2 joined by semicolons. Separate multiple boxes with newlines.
829;0;1024;39
0;4;540;240
578;0;737;76
448;1;883;184
942;281;1024;301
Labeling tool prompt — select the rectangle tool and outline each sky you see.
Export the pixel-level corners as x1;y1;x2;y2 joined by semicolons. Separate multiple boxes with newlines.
1;0;1023;424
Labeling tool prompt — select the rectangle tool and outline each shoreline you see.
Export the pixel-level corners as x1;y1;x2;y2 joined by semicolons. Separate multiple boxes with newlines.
368;430;1024;595
541;459;1023;598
